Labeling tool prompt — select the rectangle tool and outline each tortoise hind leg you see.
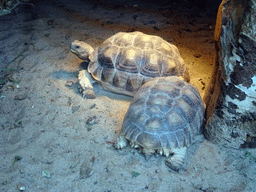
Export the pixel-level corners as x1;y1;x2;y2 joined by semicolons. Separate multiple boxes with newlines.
165;147;187;171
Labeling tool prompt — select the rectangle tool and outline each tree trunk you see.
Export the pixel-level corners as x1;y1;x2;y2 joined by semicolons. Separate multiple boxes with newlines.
204;0;256;148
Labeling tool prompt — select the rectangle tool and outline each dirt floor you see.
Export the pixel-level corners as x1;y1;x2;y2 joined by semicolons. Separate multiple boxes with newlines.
1;0;256;191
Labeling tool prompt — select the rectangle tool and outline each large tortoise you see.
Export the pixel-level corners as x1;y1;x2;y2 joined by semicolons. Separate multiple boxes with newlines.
70;31;190;98
115;76;205;171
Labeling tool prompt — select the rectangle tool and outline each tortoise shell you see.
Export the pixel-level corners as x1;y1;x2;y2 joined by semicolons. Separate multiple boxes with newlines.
121;76;204;150
88;31;190;96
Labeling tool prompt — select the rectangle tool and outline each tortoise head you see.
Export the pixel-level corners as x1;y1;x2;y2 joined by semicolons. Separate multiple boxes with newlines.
70;40;94;61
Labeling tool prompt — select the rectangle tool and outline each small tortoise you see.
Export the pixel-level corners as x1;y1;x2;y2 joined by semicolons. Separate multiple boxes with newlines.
115;76;205;171
70;31;190;98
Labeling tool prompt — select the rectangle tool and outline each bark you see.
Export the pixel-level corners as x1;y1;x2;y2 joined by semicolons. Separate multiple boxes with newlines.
204;0;256;148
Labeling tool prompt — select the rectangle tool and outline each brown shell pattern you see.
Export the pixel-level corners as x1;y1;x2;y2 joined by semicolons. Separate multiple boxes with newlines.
88;31;190;95
121;76;205;150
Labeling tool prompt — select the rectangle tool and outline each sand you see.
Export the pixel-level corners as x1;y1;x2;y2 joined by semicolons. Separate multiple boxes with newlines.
0;0;255;191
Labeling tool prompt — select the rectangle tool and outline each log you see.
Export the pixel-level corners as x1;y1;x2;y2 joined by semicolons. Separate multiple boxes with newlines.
204;0;256;149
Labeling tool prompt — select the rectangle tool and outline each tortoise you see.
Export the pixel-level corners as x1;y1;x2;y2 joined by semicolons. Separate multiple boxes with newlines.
70;31;190;99
115;76;205;171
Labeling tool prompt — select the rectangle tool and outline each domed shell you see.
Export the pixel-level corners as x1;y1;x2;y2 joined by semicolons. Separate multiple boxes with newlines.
121;76;205;150
88;31;190;96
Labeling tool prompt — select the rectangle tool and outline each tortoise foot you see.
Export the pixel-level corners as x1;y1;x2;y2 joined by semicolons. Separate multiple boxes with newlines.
78;70;96;99
165;147;187;171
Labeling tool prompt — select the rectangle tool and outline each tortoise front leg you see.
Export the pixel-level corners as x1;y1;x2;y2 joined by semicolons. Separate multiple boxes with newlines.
78;70;96;99
165;147;187;171
114;135;128;149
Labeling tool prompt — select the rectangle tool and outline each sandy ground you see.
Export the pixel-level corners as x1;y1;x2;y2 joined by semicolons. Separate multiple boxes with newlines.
1;0;256;191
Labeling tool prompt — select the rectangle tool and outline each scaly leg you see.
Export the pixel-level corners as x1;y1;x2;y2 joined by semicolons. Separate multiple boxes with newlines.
114;135;128;149
78;70;96;99
165;147;187;171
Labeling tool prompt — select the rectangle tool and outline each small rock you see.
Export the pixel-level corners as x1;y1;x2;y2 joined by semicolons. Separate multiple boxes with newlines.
14;93;28;100
86;116;98;126
131;171;140;177
7;85;15;90
42;169;51;178
90;156;96;163
17;183;26;191
87;126;92;131
193;54;201;58
90;104;96;109
72;106;80;113
14;156;22;163
80;161;93;179
65;81;73;87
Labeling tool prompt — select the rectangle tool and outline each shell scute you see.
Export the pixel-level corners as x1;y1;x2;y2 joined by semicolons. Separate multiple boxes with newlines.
140;50;162;77
101;67;115;84
127;127;143;142
133;35;155;49
165;132;179;148
136;132;162;149
112;33;134;47
116;47;142;73
97;45;116;69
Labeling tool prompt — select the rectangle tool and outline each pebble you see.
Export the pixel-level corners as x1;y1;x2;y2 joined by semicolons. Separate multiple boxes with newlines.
17;183;26;191
42;169;51;178
14;93;28;100
80;160;94;179
65;81;73;87
19;169;25;174
86;116;98;126
193;54;202;58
